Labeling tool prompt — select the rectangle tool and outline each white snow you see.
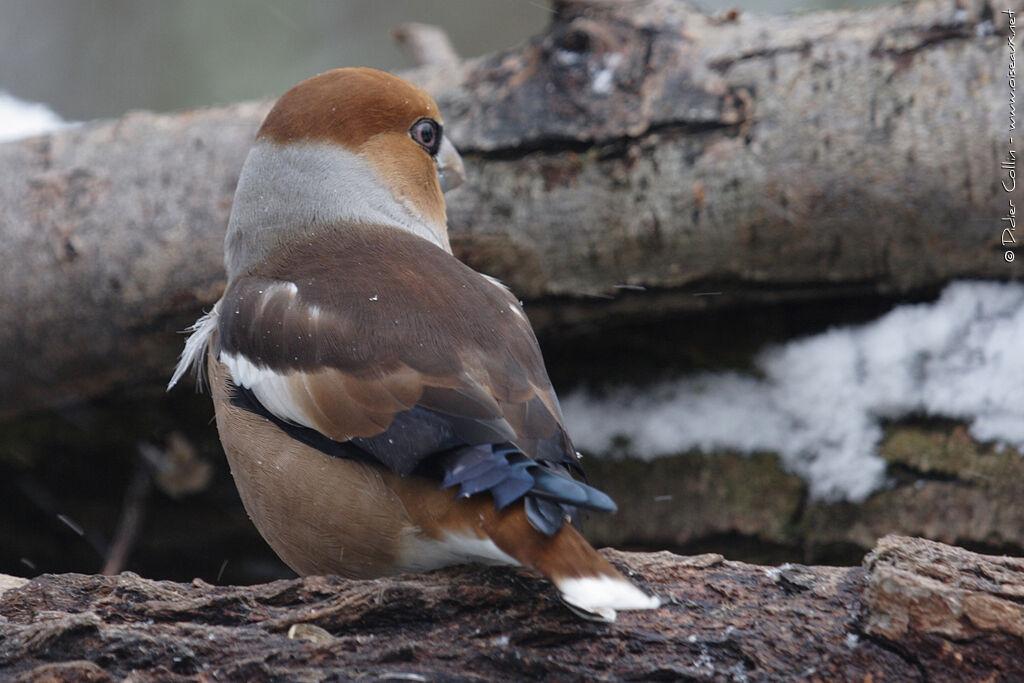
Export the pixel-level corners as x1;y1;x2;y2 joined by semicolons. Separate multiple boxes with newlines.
563;281;1024;501
0;91;70;142
591;53;623;95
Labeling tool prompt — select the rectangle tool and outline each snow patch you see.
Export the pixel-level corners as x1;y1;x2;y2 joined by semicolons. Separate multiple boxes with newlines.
0;91;70;142
592;53;623;95
563;281;1024;501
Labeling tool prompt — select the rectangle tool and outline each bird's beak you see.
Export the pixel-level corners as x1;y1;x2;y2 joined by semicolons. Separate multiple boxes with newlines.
436;135;465;193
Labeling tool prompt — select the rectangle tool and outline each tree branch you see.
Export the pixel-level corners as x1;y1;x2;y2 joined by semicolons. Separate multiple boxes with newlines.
0;537;1019;679
0;0;1015;417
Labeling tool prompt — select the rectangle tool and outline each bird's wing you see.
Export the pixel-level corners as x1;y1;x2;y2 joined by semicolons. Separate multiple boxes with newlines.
215;224;609;529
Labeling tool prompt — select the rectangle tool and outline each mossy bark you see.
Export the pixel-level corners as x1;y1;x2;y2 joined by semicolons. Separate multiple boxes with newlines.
583;420;1024;567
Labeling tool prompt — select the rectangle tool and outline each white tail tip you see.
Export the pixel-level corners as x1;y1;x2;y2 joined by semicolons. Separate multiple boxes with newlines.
557;575;661;622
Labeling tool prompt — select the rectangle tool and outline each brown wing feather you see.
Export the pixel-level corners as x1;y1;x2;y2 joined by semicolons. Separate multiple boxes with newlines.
218;223;571;471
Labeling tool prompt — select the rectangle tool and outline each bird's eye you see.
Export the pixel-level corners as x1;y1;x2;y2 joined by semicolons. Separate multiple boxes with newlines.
410;118;442;155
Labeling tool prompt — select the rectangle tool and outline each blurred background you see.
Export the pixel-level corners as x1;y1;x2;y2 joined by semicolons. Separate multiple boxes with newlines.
3;0;1019;588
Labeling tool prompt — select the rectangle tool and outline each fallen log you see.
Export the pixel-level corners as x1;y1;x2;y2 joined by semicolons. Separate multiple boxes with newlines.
0;536;1019;680
0;0;1016;418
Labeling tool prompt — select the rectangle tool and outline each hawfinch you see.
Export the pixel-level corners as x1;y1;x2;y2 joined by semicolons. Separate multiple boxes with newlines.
170;67;659;620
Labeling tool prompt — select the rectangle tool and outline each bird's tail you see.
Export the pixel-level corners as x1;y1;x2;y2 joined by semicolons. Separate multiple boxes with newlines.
423;443;660;620
480;504;660;621
438;443;616;536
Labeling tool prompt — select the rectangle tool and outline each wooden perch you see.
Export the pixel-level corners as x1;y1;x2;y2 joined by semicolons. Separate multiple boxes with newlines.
0;0;1016;418
0;536;1020;680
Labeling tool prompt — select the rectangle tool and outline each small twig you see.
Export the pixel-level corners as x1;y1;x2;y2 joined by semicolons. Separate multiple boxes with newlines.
101;454;154;576
216;559;229;584
392;23;460;68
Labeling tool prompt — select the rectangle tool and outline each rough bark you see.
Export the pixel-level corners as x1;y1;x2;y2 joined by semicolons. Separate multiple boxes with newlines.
0;0;1016;418
0;536;1020;681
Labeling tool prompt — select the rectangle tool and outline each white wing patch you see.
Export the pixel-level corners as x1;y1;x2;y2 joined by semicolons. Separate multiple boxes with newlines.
167;304;220;391
220;351;318;429
217;281;324;431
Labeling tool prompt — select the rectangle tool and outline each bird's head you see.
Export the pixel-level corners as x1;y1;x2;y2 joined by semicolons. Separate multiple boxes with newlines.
224;67;466;281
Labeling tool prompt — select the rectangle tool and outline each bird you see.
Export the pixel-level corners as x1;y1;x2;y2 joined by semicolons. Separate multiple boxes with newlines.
169;67;659;621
